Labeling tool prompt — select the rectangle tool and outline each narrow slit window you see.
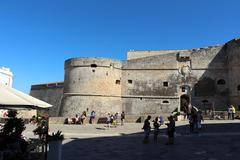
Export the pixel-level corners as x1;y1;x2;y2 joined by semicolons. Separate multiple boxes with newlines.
162;100;169;104
128;80;133;84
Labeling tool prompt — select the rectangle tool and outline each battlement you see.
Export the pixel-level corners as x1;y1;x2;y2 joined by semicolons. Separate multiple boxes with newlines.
31;81;64;90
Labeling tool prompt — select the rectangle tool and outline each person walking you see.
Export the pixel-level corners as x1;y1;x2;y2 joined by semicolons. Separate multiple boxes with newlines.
142;115;151;144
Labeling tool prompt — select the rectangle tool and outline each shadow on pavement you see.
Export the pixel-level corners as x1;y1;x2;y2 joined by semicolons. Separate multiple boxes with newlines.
62;122;240;160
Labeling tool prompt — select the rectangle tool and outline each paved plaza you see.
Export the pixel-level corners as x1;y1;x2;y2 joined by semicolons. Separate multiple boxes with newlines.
24;120;240;160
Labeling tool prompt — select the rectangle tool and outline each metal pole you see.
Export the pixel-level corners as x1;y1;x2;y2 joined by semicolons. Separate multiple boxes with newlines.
44;109;49;160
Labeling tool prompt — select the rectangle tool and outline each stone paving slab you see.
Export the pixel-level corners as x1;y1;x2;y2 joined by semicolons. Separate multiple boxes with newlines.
21;120;240;160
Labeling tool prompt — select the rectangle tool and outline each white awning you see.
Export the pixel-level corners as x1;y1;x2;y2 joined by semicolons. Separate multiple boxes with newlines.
0;83;52;109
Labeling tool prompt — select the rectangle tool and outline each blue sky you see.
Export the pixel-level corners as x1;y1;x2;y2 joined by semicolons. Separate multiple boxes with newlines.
0;0;240;93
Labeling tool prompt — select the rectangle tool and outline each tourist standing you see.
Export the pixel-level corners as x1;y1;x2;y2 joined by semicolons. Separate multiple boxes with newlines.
142;115;151;143
153;117;160;143
80;111;87;124
188;114;194;133
197;110;203;131
121;111;125;126
228;106;232;120
231;105;236;120
90;110;96;124
106;113;111;129
165;116;175;145
75;114;80;124
113;113;118;127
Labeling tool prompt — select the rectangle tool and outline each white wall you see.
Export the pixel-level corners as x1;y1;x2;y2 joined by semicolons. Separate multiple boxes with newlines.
0;67;13;87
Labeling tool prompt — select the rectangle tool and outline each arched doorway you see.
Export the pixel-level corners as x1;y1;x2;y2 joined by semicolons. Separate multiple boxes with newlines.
180;94;190;113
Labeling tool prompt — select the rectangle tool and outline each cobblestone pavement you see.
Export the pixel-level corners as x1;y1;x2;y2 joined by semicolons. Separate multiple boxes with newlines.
24;120;240;160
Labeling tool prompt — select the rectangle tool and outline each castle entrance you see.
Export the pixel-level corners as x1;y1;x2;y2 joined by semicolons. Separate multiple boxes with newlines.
180;94;190;113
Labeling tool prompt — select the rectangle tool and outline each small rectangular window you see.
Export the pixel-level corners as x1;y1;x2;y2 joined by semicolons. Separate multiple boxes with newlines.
116;80;120;85
163;81;168;87
91;64;97;68
128;80;133;84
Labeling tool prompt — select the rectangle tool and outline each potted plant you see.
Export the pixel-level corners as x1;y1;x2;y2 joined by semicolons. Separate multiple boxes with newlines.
47;130;64;160
172;111;181;121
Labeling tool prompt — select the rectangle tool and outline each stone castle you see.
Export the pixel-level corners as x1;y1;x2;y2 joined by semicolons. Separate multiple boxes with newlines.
30;38;240;120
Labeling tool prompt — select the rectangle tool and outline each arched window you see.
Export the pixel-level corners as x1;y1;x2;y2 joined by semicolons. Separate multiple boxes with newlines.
217;79;225;85
237;85;240;91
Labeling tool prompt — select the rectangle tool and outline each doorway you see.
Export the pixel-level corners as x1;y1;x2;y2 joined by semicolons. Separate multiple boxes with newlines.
180;94;190;113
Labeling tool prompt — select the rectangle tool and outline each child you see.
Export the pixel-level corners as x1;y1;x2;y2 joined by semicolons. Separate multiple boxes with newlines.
165;116;175;145
142;115;151;143
153;117;160;143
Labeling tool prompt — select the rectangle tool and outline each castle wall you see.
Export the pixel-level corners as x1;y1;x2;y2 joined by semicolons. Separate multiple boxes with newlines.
122;52;181;115
61;96;122;117
61;58;122;117
122;97;179;116
30;82;64;117
190;45;229;110
127;50;188;60
226;38;240;108
30;38;240;120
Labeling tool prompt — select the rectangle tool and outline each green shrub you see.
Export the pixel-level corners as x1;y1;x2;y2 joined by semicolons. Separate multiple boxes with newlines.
48;130;64;141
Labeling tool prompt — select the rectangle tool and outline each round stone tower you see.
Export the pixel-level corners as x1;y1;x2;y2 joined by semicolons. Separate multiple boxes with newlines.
60;57;122;117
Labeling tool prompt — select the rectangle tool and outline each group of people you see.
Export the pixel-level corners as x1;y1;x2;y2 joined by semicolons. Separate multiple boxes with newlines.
64;110;96;125
227;105;236;120
142;115;175;145
106;111;125;128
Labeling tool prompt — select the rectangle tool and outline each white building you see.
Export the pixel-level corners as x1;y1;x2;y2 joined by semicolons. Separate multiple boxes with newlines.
0;67;13;87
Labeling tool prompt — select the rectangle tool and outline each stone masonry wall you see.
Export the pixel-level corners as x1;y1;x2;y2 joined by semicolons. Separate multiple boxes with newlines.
30;83;64;117
226;38;240;107
61;58;122;117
